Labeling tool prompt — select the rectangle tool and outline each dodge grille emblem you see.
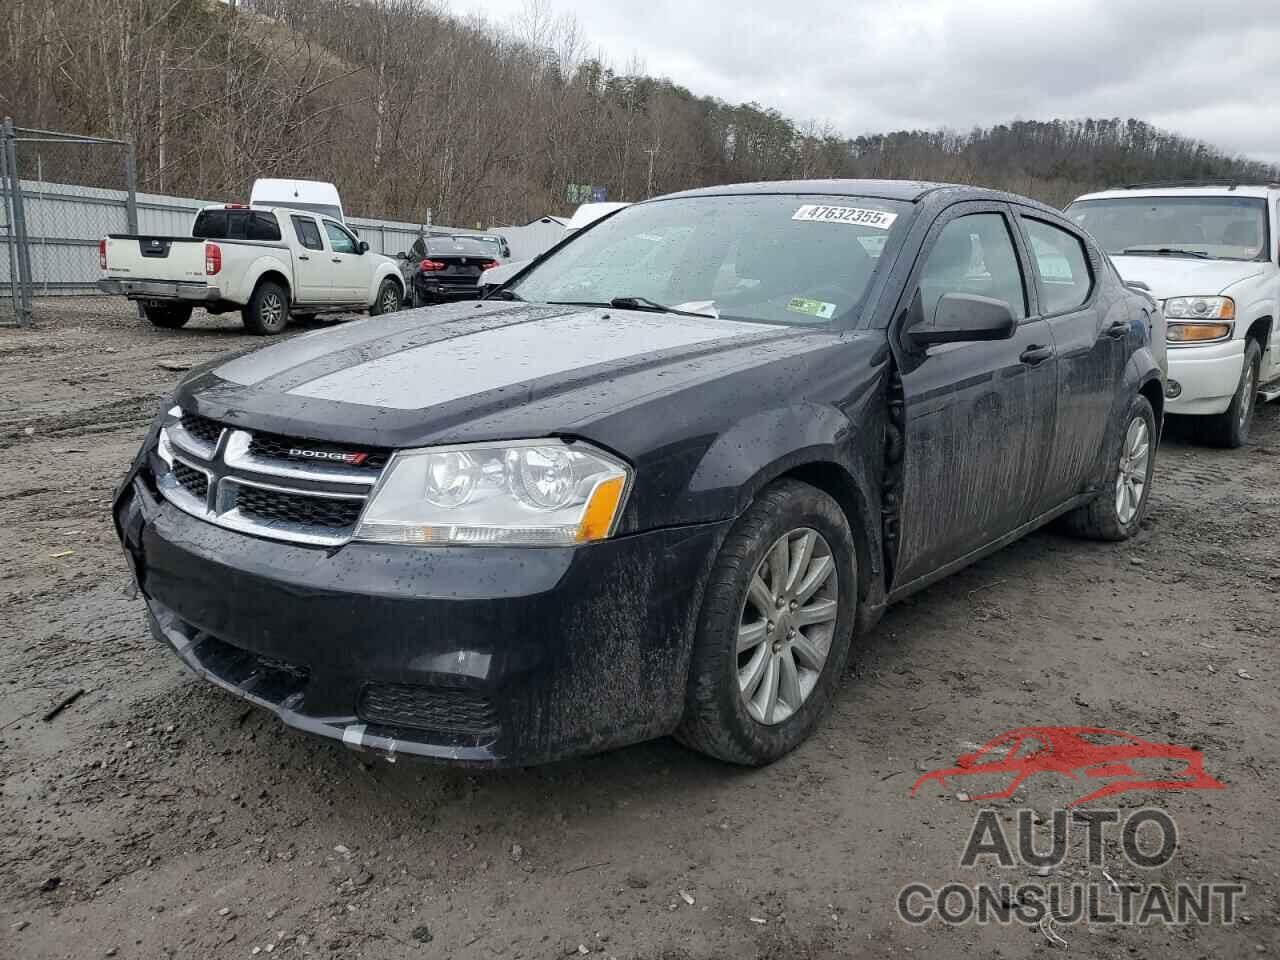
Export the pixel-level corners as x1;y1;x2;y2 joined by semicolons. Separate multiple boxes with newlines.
288;447;369;465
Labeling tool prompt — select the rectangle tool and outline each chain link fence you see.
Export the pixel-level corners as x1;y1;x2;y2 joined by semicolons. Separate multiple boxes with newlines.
1;118;138;327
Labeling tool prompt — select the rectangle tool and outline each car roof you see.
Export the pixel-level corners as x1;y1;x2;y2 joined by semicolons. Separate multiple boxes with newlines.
651;178;1066;215
1073;185;1280;202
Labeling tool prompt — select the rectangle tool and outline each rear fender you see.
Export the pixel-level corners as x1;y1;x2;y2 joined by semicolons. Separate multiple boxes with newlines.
1093;345;1163;487
235;254;293;304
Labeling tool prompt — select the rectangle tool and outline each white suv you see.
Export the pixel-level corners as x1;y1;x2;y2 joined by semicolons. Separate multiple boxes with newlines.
1067;183;1279;447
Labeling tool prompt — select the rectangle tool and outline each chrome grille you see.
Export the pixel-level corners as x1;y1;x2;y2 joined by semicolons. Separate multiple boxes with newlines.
153;412;384;546
172;460;209;500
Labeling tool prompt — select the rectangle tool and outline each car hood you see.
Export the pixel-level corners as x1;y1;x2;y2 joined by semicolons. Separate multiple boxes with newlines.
1109;255;1267;300
176;301;829;451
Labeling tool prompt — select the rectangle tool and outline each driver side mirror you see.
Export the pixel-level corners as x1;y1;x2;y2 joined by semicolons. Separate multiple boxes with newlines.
395;251;408;260
357;240;370;254
908;291;1016;347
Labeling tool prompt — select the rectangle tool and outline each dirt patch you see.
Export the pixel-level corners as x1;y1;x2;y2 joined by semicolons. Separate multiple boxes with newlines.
2;306;1278;959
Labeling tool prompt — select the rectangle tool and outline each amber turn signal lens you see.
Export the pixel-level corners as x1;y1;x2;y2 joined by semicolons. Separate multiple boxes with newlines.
576;475;627;542
1167;322;1232;343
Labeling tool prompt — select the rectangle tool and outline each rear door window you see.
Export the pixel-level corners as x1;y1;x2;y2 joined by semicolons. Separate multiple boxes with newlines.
291;215;324;251
1023;218;1093;314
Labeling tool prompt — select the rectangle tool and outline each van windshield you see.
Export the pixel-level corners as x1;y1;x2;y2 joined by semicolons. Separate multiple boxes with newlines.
1065;196;1269;262
509;194;909;326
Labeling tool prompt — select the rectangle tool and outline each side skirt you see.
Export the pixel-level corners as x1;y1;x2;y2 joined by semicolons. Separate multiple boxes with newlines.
885;492;1095;605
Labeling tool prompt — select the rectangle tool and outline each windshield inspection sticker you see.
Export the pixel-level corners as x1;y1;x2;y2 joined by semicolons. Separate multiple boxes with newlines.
786;297;838;320
792;204;898;229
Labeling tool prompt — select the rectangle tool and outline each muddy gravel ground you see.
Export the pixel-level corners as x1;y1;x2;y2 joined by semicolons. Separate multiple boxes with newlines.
2;302;1278;960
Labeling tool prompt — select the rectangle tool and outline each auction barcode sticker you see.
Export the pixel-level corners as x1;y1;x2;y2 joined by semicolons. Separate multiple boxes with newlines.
792;204;898;230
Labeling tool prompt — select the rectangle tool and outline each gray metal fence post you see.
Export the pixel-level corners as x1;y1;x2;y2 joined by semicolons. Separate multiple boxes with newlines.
0;128;16;326
125;141;139;233
2;118;33;326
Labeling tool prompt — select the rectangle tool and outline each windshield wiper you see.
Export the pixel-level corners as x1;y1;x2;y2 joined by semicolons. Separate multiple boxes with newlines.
1120;246;1210;259
489;288;524;301
547;296;715;318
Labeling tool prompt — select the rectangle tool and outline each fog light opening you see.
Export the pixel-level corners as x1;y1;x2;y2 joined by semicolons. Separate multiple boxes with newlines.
1165;379;1182;399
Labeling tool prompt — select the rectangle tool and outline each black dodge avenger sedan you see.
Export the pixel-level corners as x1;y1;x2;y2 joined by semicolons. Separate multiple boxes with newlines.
114;180;1163;767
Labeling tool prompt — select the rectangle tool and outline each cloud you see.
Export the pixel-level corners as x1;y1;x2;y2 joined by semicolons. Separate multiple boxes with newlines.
452;0;1280;163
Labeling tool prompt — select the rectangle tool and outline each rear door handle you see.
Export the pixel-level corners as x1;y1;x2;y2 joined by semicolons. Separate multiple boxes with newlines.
1105;320;1131;338
1019;344;1053;366
298;254;310;260
331;256;343;263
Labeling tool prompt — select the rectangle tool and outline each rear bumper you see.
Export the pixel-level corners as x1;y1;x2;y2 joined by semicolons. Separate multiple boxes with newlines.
114;472;726;766
98;278;223;302
412;276;480;302
1165;339;1244;416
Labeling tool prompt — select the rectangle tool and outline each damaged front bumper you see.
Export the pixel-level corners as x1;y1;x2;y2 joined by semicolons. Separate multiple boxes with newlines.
114;470;726;766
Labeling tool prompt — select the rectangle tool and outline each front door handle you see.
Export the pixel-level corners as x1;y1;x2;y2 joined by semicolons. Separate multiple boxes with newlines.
298;254;310;261
1019;344;1053;365
331;256;343;263
1105;320;1131;338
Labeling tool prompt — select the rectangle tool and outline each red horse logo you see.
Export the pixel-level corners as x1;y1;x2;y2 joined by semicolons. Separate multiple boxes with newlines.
911;726;1225;807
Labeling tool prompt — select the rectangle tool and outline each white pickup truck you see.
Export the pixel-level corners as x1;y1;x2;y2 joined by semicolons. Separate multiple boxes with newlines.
1067;183;1280;447
97;204;405;334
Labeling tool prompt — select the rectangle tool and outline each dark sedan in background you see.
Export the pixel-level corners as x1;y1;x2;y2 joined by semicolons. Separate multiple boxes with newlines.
115;179;1163;768
399;235;504;306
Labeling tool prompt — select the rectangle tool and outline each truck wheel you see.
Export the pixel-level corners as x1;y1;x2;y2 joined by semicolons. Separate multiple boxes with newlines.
1061;393;1156;541
369;278;402;316
242;281;290;335
143;304;193;329
677;479;856;766
1197;339;1261;449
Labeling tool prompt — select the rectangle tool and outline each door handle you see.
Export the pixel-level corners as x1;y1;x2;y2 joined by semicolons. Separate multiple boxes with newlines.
1019;344;1053;365
1105;320;1130;338
331;256;343;263
298;254;310;260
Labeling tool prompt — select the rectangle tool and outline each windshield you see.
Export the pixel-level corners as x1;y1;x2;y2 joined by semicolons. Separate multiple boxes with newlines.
1065;196;1269;261
510;194;910;326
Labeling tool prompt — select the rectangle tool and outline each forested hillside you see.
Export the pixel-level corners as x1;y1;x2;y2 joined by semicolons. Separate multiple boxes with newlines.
5;0;1277;226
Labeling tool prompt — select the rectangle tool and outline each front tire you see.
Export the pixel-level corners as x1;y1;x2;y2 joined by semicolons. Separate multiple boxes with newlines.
242;281;290;335
143;304;192;329
677;479;857;766
370;278;403;316
1197;339;1261;449
1061;394;1156;541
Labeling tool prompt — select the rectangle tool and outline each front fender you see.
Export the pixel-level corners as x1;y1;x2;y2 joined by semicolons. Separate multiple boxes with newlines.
365;262;402;305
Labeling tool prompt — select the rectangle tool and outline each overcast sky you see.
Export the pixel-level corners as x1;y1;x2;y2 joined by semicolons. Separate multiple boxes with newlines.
451;0;1280;166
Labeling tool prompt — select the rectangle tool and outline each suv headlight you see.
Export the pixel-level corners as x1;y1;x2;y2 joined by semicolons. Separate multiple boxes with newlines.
1164;297;1234;345
354;439;631;546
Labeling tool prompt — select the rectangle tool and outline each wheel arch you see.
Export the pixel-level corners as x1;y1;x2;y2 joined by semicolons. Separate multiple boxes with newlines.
1245;315;1271;350
772;460;880;615
1138;375;1164;433
250;269;292;303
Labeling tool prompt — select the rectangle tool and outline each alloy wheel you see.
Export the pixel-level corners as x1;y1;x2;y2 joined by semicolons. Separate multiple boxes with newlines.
737;527;839;725
381;287;400;313
1115;416;1150;525
1239;361;1257;431
261;293;283;328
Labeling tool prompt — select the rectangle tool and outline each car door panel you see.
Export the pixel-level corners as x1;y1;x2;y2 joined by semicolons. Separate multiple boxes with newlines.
1016;213;1119;510
322;220;366;301
289;214;330;303
892;203;1058;588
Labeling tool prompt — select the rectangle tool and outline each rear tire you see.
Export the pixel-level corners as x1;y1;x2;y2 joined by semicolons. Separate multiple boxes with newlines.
1196;339;1261;449
1061;394;1156;541
242;281;290;335
143;304;192;329
677;479;857;766
369;278;403;316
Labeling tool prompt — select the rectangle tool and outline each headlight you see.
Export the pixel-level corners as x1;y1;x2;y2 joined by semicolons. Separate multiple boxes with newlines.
354;439;631;546
1164;296;1234;321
